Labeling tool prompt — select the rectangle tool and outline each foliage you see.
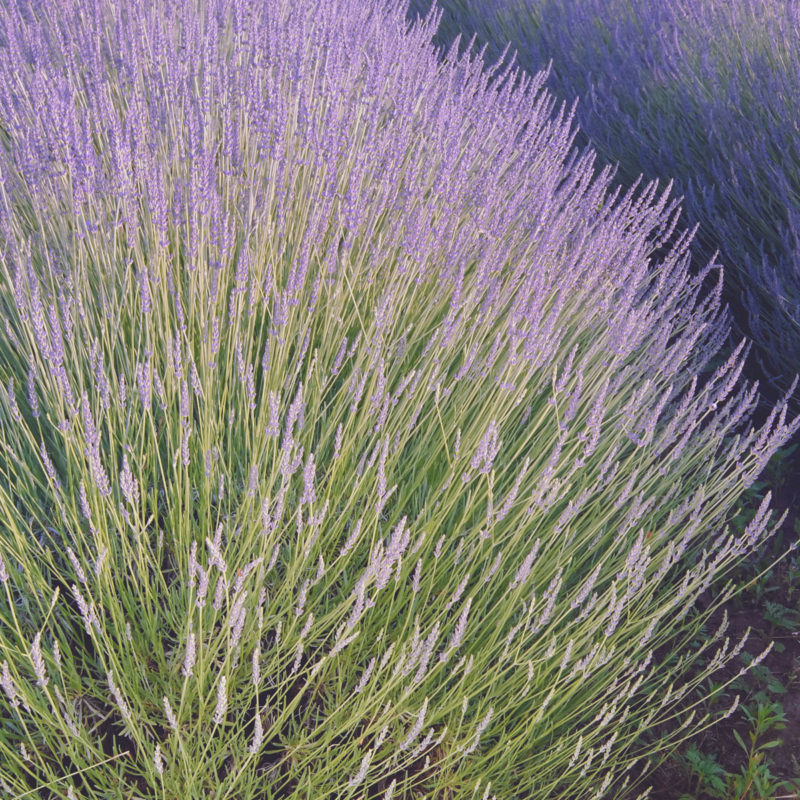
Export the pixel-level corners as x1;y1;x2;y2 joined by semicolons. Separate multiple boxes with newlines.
0;1;797;798
678;685;800;800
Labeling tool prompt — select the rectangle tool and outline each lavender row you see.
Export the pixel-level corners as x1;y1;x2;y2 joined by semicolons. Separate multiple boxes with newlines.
409;0;800;398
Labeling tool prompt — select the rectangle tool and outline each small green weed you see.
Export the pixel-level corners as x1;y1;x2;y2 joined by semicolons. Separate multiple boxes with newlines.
679;702;799;800
681;702;800;800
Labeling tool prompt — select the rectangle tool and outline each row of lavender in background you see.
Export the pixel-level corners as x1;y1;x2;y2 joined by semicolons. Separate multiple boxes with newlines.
0;0;797;798
409;0;800;400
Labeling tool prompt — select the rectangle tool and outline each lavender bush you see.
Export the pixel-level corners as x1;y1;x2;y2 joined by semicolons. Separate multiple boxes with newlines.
408;0;800;397
0;1;797;798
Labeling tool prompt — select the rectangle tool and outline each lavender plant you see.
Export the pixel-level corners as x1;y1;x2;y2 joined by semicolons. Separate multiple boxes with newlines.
0;1;797;798
409;0;800;397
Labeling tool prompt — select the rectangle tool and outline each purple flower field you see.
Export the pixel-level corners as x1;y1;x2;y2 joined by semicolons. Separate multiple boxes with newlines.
0;1;797;798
